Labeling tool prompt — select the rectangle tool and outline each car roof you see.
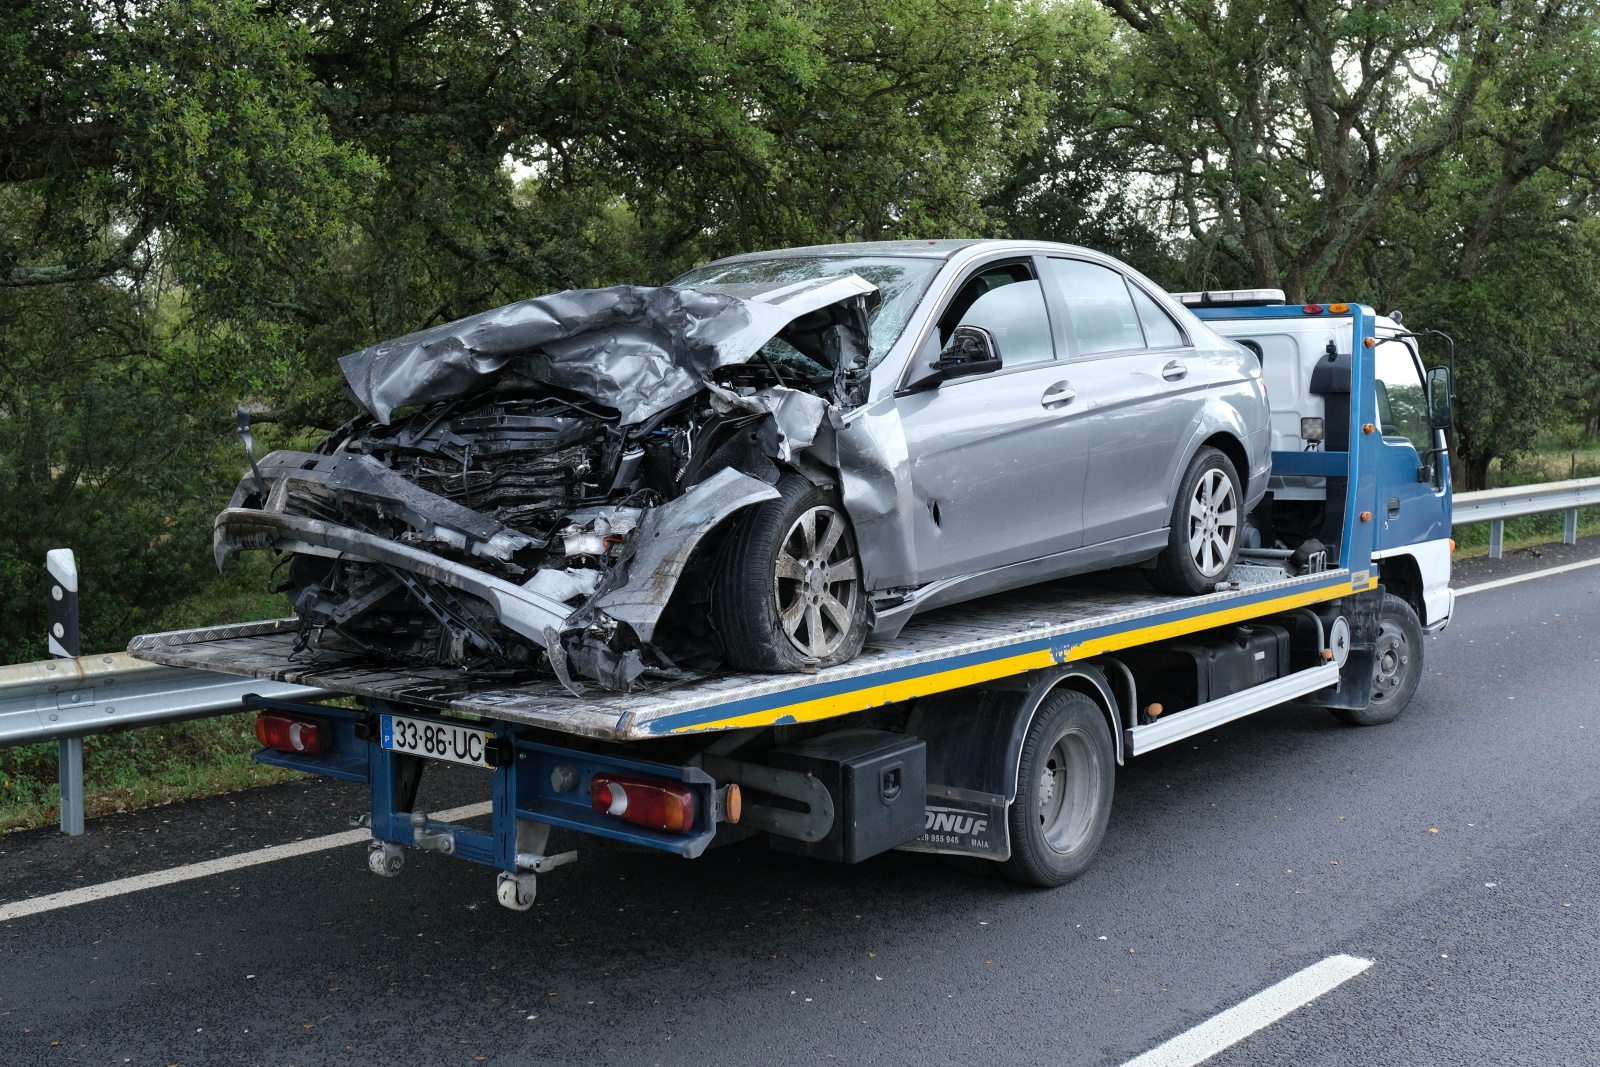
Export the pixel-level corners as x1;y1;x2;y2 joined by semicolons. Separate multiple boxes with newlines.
704;238;1105;265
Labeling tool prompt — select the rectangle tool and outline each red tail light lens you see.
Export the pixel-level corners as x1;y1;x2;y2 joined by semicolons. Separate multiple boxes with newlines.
590;774;696;833
255;712;326;755
1302;303;1324;314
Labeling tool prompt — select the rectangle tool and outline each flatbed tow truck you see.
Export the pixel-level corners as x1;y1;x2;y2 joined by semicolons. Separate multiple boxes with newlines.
130;296;1457;908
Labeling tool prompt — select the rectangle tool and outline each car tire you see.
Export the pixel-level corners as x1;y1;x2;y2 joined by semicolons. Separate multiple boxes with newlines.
1151;445;1243;595
999;690;1115;888
714;474;869;672
1329;593;1424;726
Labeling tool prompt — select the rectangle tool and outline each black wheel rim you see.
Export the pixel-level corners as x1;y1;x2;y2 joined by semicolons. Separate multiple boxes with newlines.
1370;620;1411;704
773;505;860;659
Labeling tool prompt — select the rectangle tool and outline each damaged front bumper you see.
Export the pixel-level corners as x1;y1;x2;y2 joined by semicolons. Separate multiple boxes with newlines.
215;462;780;689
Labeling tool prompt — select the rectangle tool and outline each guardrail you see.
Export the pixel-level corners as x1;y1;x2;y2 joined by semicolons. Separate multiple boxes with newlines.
1452;476;1600;558
1;628;333;836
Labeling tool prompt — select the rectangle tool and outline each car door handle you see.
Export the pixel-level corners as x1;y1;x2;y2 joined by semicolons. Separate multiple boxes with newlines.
1041;382;1076;408
1161;360;1188;382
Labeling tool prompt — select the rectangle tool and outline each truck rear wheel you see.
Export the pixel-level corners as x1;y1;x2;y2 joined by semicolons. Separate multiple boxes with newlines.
1330;592;1423;726
1000;690;1115;888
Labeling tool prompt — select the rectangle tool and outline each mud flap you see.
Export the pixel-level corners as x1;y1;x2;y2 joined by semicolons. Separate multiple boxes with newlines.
896;688;1027;861
1310;586;1382;710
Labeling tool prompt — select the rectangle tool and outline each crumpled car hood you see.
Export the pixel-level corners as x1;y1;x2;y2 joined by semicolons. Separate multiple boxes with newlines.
340;275;878;427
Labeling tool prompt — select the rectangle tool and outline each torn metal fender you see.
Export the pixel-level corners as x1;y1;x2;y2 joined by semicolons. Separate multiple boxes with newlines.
213;509;571;645
835;395;918;590
589;467;781;642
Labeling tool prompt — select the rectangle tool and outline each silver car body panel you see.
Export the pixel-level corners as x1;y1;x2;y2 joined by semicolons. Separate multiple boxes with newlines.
824;240;1270;620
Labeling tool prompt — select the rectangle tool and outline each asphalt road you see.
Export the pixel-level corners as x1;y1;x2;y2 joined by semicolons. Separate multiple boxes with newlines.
2;549;1597;1066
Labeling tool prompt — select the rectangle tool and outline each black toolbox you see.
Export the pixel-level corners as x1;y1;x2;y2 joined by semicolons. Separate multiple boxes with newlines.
769;729;926;863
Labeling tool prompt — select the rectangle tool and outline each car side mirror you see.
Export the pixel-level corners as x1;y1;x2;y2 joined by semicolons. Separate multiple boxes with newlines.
902;325;1004;392
936;324;1003;377
1426;366;1453;430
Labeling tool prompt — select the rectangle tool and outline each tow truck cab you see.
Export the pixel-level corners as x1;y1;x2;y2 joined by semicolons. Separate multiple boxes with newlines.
1180;290;1455;634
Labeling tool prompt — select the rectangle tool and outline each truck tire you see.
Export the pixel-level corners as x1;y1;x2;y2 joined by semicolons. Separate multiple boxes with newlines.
1330;592;1423;726
715;474;869;672
1151;446;1243;595
1000;690;1115;888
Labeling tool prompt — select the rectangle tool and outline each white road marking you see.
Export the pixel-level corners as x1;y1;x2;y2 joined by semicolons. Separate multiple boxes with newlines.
1455;555;1600;597
0;801;492;922
1119;954;1372;1067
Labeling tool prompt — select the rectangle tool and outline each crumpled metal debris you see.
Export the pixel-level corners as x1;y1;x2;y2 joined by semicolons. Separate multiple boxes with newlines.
340;277;876;426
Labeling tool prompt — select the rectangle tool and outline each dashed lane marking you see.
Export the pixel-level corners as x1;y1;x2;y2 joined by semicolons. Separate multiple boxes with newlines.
1119;954;1372;1067
0;801;493;922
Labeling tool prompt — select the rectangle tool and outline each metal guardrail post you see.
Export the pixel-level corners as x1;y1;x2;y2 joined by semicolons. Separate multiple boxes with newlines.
1564;508;1579;545
58;737;84;836
47;549;86;836
1488;519;1504;559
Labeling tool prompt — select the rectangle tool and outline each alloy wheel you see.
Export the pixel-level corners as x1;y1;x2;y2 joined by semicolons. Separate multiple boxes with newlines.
773;505;861;660
1187;468;1239;578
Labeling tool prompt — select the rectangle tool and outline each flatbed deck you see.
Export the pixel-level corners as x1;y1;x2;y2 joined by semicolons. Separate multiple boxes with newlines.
129;565;1371;741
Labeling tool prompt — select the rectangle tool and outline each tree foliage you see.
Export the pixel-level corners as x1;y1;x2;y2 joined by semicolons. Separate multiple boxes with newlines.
3;0;1600;659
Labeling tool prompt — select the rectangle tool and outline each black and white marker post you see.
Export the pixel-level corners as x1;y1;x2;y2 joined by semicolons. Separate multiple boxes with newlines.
46;548;85;836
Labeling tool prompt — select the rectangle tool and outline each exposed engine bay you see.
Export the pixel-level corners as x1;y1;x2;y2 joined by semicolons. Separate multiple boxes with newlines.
216;278;877;691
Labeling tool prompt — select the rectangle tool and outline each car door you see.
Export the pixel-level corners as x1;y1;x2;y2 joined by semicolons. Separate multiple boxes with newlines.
1044;258;1208;546
895;259;1088;584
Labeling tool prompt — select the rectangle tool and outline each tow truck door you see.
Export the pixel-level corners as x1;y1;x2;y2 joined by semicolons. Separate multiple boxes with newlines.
1371;336;1451;550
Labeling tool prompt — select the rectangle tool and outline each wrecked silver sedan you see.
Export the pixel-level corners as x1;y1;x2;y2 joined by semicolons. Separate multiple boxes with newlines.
217;240;1270;690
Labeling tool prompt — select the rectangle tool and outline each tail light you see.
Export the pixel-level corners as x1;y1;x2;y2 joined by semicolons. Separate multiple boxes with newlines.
255;712;327;756
590;774;696;833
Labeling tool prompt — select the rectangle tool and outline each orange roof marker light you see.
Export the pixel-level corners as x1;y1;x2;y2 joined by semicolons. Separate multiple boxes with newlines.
1329;302;1350;313
1302;304;1324;314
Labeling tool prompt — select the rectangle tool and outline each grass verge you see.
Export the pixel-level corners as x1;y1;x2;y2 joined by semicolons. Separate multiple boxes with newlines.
3;554;303;834
1;713;305;834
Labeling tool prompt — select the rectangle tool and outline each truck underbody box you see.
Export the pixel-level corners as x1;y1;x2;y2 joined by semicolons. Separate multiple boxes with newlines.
1119;622;1292;717
768;729;926;864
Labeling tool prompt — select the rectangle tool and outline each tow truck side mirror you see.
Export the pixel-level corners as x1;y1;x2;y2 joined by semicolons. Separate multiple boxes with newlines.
1426;366;1453;430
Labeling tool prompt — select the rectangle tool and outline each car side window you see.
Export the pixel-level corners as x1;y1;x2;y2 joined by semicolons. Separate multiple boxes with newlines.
1374;340;1430;456
1048;258;1146;355
1129;285;1187;348
954;279;1055;367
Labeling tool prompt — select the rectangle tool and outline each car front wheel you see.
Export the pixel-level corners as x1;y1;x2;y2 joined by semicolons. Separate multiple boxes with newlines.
714;474;869;672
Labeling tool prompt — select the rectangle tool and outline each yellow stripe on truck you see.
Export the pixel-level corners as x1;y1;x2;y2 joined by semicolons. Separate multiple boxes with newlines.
667;576;1376;736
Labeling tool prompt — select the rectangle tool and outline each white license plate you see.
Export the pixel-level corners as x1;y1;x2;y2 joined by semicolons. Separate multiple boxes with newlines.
380;714;495;769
